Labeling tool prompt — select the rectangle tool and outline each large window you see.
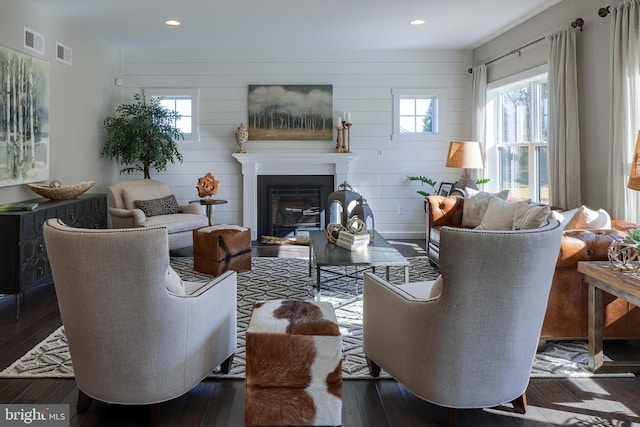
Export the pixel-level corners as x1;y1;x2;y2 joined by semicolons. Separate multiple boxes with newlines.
392;88;443;140
143;88;200;141
486;67;548;203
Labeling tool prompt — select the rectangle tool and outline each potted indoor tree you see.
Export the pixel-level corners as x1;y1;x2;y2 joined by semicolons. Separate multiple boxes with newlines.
101;93;183;179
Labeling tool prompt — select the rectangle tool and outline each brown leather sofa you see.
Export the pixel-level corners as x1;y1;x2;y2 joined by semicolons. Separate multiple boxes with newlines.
426;195;640;340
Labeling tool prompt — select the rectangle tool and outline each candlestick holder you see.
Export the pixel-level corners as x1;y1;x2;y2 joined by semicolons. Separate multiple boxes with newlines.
334;121;352;153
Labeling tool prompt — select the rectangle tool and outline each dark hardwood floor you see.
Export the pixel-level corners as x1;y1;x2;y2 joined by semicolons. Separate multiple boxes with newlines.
1;239;640;426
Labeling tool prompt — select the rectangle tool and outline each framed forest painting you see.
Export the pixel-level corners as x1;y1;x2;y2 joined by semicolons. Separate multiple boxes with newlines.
248;84;333;141
0;45;50;187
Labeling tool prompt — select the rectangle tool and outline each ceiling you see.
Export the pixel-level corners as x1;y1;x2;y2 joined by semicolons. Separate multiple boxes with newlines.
28;0;562;51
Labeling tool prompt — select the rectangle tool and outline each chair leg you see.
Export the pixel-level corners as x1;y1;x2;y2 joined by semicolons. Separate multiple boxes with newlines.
220;353;235;374
365;356;381;377
511;393;528;414
446;408;457;427
149;403;161;427
76;389;93;413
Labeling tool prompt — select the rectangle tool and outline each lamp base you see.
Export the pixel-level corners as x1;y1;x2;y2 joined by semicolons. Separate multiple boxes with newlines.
454;169;478;191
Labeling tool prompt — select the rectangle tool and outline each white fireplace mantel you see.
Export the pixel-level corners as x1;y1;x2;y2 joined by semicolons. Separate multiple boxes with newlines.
232;152;358;240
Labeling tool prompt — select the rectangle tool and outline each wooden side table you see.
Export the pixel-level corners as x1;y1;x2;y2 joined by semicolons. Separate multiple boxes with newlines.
191;199;227;225
578;261;640;373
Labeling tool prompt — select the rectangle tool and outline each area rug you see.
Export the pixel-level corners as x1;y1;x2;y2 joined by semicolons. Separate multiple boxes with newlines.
0;257;632;379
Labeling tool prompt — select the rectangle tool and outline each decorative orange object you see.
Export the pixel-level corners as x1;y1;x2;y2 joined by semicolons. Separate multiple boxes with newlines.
197;173;220;198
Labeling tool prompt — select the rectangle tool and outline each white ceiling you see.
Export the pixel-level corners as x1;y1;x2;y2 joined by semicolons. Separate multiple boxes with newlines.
28;0;562;51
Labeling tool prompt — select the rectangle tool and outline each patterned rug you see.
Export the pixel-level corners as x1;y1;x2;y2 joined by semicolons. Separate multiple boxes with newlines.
0;256;633;379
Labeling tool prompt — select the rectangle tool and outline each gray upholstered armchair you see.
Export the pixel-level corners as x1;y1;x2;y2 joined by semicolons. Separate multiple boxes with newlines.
43;219;237;426
363;220;563;426
107;179;208;250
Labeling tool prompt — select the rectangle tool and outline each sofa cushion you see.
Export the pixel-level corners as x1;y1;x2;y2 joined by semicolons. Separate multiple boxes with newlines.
513;203;552;230
565;206;611;230
475;196;529;230
461;188;510;228
134;194;180;217
142;213;209;234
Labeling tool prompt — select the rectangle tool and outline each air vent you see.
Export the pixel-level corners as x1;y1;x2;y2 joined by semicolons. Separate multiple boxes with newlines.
24;27;44;54
56;42;72;65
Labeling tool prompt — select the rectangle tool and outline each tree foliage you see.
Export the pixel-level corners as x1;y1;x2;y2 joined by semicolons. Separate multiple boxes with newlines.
101;93;183;179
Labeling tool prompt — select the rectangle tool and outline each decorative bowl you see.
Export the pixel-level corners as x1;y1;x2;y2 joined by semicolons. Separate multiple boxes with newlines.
27;181;96;201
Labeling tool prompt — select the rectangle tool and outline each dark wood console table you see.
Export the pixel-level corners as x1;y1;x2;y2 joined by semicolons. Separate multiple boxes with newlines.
0;193;107;319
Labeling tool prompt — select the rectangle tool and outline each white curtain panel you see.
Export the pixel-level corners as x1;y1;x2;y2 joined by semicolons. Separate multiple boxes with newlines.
608;0;640;221
547;28;581;210
471;64;487;183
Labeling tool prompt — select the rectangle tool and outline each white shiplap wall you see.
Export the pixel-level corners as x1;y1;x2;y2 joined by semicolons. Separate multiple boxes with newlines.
122;48;472;239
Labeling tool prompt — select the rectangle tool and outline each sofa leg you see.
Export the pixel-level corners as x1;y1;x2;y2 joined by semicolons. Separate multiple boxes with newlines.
76;389;93;412
220;353;235;374
512;393;528;414
149;403;161;427
365;356;381;377
446;408;457;427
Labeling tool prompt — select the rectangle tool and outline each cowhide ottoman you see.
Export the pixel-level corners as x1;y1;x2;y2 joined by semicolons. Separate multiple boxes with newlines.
245;299;343;427
193;224;251;276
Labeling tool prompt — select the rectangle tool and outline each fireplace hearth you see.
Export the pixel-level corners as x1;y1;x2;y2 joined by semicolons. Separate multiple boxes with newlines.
257;175;334;239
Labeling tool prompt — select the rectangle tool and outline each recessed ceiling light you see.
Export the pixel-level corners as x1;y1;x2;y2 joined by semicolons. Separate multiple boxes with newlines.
410;19;425;25
165;19;181;26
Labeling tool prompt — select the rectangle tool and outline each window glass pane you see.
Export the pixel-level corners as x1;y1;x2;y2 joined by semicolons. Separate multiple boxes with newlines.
399;116;416;133
176;117;191;133
536;146;549;204
399;99;415;115
499;146;530;200
501;87;531;143
415;98;431;114
540;83;549;142
159;99;175;110
175;99;191;116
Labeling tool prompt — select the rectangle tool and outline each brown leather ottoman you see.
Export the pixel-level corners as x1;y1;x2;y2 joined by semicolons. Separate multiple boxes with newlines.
245;300;343;427
193;225;251;276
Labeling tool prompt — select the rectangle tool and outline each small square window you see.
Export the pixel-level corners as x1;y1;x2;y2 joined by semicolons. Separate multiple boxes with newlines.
392;88;443;141
143;88;200;141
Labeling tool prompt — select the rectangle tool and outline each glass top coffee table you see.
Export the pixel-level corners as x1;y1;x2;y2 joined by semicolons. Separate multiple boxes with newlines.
308;229;409;294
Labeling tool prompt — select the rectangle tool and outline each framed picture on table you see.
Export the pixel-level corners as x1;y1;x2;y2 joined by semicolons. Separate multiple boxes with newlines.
438;182;454;196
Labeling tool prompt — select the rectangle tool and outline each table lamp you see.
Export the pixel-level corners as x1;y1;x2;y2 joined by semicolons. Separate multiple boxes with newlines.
445;141;485;190
627;131;640;191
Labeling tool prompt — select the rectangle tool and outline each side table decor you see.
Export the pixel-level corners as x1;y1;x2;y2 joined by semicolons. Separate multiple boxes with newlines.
195;173;225;225
608;229;640;271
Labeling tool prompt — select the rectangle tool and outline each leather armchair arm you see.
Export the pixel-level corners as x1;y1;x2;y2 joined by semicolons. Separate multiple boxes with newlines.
108;206;146;228
426;195;464;228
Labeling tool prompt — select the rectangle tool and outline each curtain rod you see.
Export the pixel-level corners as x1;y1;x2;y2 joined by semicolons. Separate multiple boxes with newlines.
468;17;584;73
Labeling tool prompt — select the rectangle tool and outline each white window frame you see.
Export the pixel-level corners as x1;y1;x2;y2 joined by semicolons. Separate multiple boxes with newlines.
143;88;200;142
486;65;548;202
391;88;444;141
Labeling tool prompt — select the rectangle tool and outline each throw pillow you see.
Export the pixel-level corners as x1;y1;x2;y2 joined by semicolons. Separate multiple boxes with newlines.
565;205;611;230
550;208;579;229
475;196;529;230
165;266;185;295
512;204;552;230
134;194;180;217
461;188;510;228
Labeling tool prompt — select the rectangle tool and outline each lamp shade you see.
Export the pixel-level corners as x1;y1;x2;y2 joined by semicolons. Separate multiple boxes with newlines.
445;141;485;169
628;131;640;191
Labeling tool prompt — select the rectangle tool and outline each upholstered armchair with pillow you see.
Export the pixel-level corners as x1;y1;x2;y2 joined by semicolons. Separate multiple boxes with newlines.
364;220;563;426
42;219;237;426
107;179;208;250
426;193;640;340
